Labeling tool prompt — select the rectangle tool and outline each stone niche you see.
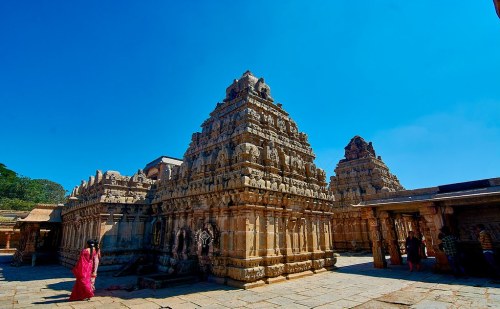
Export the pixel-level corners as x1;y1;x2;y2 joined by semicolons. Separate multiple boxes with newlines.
152;71;337;288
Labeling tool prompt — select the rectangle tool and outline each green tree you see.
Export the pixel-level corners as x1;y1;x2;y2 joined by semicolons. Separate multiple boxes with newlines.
26;179;66;204
0;163;67;210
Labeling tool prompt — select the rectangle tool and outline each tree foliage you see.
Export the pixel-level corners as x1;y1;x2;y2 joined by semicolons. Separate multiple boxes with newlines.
0;163;66;210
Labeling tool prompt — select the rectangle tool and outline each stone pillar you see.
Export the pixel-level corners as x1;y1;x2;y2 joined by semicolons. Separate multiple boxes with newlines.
284;216;293;256
362;208;386;268
299;217;306;253
5;232;12;249
166;213;174;253
352;216;361;250
420;204;447;270
111;213;123;250
323;215;333;252
265;211;275;256
360;218;369;250
234;210;248;258
254;209;261;257
228;210;235;256
318;216;326;251
308;214;318;252
275;211;282;256
380;211;402;265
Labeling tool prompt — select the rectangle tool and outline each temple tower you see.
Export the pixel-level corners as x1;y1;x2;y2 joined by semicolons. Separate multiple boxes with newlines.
330;135;404;206
329;135;404;251
153;71;336;288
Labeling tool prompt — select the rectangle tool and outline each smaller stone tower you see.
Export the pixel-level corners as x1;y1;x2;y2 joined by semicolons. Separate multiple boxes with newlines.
330;135;404;207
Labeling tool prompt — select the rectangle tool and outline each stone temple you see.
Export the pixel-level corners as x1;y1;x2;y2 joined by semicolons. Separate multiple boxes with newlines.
58;71;337;288
10;71;500;285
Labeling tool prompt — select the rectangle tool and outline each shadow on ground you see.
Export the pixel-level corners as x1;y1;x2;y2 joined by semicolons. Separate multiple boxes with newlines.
335;252;500;289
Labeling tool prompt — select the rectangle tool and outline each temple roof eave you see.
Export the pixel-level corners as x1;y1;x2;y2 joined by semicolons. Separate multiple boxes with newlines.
354;183;500;209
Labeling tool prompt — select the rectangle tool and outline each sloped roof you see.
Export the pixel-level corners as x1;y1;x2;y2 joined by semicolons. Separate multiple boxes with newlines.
15;204;62;226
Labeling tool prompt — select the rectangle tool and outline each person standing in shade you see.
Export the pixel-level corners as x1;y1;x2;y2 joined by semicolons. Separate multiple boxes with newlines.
416;231;427;259
475;224;499;278
440;226;465;277
405;231;422;272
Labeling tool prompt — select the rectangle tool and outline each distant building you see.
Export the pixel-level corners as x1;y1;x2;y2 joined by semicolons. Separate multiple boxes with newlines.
143;156;183;180
0;210;28;253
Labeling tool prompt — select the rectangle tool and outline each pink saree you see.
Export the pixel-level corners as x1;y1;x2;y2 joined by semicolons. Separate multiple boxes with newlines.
69;249;96;301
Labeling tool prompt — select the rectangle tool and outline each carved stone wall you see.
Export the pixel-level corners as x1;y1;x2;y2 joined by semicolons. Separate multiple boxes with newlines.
60;169;158;270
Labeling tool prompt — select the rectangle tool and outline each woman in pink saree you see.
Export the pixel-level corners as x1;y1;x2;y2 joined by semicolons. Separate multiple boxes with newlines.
69;240;98;301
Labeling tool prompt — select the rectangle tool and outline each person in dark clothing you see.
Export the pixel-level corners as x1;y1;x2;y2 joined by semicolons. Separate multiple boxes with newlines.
440;226;465;277
475;224;499;278
406;231;422;272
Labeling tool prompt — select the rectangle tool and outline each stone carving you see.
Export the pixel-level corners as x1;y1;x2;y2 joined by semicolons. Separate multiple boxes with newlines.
224;70;273;102
343;135;376;161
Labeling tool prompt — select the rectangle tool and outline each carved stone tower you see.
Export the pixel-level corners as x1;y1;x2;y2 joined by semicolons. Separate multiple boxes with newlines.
153;71;336;288
330;135;404;206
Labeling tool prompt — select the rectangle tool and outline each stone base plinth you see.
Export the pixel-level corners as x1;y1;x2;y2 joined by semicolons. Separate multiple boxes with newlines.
313;268;328;274
286;270;314;280
226;278;266;289
264;275;287;284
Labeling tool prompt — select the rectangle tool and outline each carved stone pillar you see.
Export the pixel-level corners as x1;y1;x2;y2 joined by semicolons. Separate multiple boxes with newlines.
420;204;447;270
362;207;386;268
284;216;293;256
254;209;261;257
318;215;326;251
219;208;230;256
275;211;282;256
380;211;402;265
300;217;307;253
308;214;319;252
112;213;124;249
265;211;275;256
234;210;247;258
352;216;361;250
166;213;174;253
324;215;333;252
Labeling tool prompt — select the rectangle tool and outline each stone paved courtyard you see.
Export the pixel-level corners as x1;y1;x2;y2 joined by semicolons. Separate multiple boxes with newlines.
1;253;499;309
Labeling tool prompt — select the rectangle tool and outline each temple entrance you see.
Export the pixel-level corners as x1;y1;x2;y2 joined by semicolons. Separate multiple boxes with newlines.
362;206;436;269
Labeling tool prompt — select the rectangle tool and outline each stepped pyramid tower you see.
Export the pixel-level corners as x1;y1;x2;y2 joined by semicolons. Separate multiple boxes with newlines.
328;136;404;251
152;71;336;288
330;135;404;206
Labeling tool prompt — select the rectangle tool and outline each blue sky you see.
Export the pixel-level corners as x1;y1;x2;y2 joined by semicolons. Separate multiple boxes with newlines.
1;1;499;193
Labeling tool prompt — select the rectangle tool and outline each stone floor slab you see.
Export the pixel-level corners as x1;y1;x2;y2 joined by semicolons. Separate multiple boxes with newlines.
1;253;500;309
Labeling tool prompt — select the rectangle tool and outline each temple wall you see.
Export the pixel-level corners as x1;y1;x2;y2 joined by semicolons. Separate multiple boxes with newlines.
331;206;370;251
60;202;152;270
149;189;336;288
